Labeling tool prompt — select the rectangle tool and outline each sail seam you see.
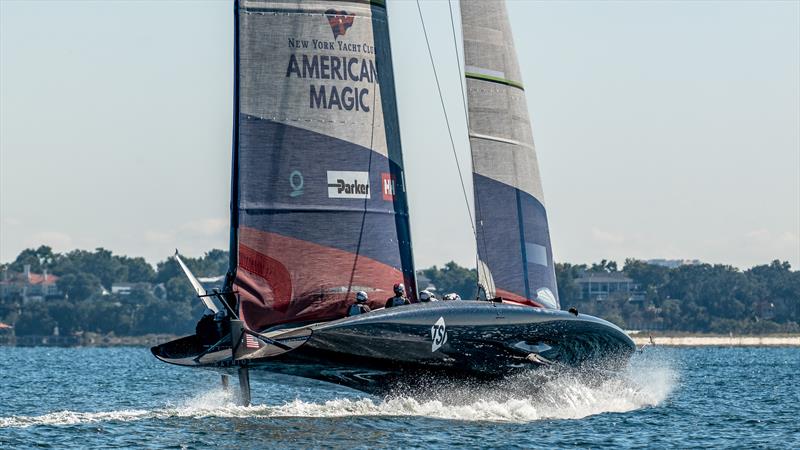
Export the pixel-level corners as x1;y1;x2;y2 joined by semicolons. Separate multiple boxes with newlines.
241;114;384;127
469;132;535;149
242;8;387;17
242;207;404;215
243;0;385;7
515;189;532;301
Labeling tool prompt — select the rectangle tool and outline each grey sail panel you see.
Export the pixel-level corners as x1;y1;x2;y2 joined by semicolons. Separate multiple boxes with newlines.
461;0;558;309
231;0;416;331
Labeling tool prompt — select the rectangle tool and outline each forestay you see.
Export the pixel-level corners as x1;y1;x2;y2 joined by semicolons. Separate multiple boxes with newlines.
460;0;559;308
229;0;415;331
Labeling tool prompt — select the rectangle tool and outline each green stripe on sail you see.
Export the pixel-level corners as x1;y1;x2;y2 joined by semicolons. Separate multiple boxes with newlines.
333;0;386;6
465;72;524;91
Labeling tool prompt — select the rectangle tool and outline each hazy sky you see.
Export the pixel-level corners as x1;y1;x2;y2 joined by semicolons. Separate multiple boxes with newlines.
1;0;798;270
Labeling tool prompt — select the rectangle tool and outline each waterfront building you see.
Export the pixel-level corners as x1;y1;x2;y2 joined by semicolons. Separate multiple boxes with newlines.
0;265;62;303
646;259;701;269
576;272;643;301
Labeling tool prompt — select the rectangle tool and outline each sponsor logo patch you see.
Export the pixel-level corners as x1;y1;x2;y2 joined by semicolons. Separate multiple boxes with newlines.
325;10;354;39
289;170;304;197
327;171;370;199
381;172;396;201
430;317;447;352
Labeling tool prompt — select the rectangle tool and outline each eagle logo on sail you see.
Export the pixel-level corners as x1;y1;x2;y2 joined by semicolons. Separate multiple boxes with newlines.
325;10;354;39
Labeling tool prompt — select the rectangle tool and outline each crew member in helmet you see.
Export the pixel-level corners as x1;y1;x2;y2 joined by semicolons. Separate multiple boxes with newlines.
385;283;410;308
347;291;371;316
442;293;462;301
214;308;230;338
196;308;218;346
419;290;437;302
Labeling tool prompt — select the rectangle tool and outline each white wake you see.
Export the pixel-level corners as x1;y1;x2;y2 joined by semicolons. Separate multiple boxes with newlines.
1;357;676;428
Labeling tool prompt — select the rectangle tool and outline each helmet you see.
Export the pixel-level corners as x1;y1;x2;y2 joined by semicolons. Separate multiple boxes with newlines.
355;291;368;303
393;283;405;295
419;290;432;302
443;293;461;301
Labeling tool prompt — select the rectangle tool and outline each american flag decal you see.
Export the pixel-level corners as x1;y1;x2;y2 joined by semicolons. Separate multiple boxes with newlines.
245;333;260;349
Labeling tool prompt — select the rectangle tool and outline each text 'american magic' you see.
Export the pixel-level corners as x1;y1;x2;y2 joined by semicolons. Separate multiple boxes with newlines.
286;54;378;112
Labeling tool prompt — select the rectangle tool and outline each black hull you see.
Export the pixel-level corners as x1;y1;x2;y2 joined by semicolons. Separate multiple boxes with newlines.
151;302;635;394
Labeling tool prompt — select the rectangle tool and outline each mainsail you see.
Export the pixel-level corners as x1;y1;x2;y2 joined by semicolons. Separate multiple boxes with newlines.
229;0;415;331
461;0;559;309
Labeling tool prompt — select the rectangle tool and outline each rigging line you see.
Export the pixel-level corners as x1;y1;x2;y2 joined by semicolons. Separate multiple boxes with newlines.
447;0;485;297
447;0;471;146
346;65;381;298
416;0;476;240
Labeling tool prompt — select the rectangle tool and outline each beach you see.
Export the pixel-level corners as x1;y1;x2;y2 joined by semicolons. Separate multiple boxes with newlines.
631;334;800;347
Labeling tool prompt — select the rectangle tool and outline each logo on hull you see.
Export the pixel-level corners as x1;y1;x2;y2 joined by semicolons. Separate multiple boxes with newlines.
431;316;447;352
327;171;370;199
325;10;354;39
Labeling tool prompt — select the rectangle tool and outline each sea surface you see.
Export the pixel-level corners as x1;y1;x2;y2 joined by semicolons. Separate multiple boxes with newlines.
1;346;797;449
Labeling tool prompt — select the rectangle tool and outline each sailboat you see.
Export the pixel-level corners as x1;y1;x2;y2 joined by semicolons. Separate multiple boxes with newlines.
152;0;635;404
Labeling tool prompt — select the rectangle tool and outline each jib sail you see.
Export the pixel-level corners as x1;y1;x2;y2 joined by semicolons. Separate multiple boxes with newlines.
461;0;559;309
229;0;415;331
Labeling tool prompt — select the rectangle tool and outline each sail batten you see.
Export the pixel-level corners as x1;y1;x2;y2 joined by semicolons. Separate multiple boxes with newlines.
231;0;415;331
468;133;534;149
461;0;559;309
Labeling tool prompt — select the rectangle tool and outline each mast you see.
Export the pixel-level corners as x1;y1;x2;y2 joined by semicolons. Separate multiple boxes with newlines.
226;0;241;295
229;0;416;331
460;0;559;309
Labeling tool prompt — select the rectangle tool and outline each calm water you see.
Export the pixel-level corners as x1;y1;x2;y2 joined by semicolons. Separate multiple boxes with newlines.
1;346;797;449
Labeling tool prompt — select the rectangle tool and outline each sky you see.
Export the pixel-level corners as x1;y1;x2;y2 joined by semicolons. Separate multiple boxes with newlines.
1;0;798;271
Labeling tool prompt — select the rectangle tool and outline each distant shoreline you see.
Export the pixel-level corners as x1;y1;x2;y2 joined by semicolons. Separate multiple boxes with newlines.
629;334;800;347
0;333;179;348
2;333;800;348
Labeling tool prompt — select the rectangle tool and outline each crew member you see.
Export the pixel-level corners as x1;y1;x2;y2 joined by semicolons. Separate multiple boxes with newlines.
348;291;371;316
214;308;230;339
385;283;410;308
442;293;462;301
196;308;218;346
419;290;436;302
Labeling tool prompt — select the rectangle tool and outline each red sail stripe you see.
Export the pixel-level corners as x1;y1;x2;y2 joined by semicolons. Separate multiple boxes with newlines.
495;288;546;309
235;226;406;330
238;244;293;313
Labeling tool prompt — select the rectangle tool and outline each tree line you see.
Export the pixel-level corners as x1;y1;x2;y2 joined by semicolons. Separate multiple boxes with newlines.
1;246;227;336
2;246;798;336
424;258;799;334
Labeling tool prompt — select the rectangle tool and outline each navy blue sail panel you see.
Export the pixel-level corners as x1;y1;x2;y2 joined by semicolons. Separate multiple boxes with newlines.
232;0;415;331
474;174;557;307
462;0;559;308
